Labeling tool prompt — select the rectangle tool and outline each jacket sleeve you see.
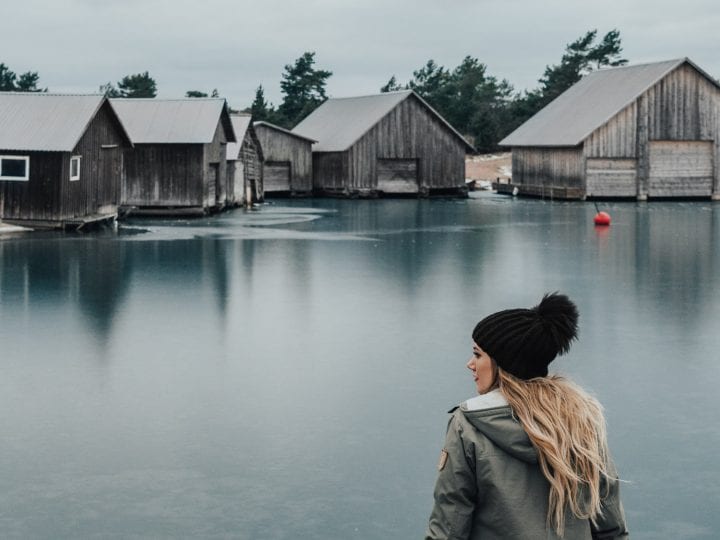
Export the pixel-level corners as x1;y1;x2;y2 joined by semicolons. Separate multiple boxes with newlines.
590;457;630;539
425;412;477;540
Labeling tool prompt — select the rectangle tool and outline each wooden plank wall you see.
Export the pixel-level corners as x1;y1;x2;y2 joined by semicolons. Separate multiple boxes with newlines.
203;120;228;208
121;144;204;207
511;147;584;189
255;125;312;192
345;95;466;192
0;151;63;221
313;152;348;193
68;101;126;217
239;128;263;203
584;102;637;158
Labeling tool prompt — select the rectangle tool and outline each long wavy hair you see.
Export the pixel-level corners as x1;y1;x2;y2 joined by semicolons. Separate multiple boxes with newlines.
496;368;610;536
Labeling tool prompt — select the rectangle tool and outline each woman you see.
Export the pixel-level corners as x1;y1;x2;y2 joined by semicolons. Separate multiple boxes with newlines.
426;293;628;539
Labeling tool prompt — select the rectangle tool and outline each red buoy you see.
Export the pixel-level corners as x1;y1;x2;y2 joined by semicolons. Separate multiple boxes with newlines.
593;211;611;226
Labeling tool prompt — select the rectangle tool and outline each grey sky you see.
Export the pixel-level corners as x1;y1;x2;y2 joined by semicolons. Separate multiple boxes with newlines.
2;0;718;110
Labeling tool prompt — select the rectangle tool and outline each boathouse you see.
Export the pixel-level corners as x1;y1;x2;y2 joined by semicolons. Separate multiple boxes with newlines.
0;93;131;229
226;114;264;205
292;90;474;197
112;98;235;215
500;58;720;200
254;121;315;195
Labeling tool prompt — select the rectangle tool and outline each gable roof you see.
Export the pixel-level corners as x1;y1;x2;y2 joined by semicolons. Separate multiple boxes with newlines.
500;58;720;147
226;114;252;160
111;98;235;144
254;121;317;143
292;90;473;152
0;93;124;152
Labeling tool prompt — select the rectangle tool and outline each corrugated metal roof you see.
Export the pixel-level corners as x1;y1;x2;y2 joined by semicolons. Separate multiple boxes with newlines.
254;121;317;143
293;90;473;152
499;58;717;147
291;91;412;152
0;93;106;152
226;114;252;160
111;98;229;144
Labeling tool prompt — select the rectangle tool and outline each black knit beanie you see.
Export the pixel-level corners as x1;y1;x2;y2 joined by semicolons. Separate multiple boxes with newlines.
471;293;579;380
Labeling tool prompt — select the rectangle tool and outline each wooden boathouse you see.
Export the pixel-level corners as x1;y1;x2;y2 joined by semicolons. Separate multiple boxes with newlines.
254;121;315;196
499;58;720;200
292;90;474;197
226;114;264;206
0;93;131;229
112;98;236;215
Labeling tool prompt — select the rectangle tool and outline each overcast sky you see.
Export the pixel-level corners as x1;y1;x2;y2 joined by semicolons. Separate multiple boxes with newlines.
2;0;718;109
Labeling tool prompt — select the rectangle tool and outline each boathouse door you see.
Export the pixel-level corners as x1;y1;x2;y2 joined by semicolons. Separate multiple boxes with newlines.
377;158;419;194
265;161;291;192
648;141;713;197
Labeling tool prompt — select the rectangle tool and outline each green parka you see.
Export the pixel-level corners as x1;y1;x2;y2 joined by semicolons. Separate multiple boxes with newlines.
426;397;629;540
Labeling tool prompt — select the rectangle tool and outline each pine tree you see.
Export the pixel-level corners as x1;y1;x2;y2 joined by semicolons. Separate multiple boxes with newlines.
117;71;157;98
277;52;332;127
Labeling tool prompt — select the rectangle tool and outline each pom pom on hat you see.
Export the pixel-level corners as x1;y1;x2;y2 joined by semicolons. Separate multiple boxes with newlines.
472;292;579;380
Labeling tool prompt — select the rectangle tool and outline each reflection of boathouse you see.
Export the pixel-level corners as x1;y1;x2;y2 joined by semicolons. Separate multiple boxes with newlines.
500;58;720;200
112;98;236;215
254;121;314;196
0;93;131;229
226;114;264;206
292;90;474;197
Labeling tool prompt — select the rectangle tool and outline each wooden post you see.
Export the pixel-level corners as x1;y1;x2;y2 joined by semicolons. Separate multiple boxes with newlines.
636;94;649;200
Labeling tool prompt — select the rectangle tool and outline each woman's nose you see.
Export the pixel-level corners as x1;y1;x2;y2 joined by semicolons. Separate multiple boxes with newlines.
466;359;474;370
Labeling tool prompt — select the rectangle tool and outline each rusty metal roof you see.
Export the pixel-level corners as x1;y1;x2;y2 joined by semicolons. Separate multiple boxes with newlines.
292;90;473;152
500;58;719;147
226;114;252;160
254;121;317;143
111;98;234;144
0;93;107;152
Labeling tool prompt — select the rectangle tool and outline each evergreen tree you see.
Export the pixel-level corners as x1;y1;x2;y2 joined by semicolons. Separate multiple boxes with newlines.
186;90;208;97
0;63;17;91
277;52;332;127
99;82;120;97
0;63;46;92
117;71;157;98
250;85;273;122
15;71;45;92
407;60;453;114
380;75;404;93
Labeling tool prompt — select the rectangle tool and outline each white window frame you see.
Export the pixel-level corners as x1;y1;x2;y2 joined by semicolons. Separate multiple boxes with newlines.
70;155;81;181
0;155;30;181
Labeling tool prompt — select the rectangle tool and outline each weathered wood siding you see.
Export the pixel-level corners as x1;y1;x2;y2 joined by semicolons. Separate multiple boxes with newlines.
255;125;312;193
239;128;263;203
1;101;126;223
648;141;713;196
584;102;638;158
586;158;637;197
641;63;720;198
0;151;63;221
67;101;126;216
343;95;466;192
511;147;584;189
203;120;228;208
122;144;204;207
313;152;348;193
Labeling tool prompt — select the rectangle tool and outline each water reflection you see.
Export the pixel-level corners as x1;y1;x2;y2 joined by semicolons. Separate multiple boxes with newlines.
0;197;718;539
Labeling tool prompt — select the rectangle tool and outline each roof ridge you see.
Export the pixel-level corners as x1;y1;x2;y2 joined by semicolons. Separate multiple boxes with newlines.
327;89;412;101
590;58;685;74
0;92;104;97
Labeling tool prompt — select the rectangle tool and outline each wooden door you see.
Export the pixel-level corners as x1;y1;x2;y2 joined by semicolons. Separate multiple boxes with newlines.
648;141;713;197
377;159;419;194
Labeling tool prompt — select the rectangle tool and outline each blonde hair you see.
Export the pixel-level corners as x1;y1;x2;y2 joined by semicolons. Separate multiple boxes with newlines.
497;368;610;536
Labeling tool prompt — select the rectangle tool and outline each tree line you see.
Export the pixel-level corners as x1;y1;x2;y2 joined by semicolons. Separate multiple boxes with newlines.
1;29;626;152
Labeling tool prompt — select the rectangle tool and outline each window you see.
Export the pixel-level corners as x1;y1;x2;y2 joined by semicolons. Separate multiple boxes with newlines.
70;156;81;181
0;156;30;181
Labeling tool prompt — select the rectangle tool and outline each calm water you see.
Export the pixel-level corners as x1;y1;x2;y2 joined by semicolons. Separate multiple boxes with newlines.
1;194;718;539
